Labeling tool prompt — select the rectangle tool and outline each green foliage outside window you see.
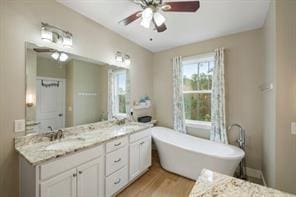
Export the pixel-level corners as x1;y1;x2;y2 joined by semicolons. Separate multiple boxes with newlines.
183;61;213;122
119;95;126;113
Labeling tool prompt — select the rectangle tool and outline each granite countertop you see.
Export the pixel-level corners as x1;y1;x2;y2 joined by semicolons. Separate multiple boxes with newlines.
190;169;295;197
15;121;152;165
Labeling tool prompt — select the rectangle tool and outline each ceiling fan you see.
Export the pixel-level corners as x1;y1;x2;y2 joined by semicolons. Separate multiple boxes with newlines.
119;0;200;32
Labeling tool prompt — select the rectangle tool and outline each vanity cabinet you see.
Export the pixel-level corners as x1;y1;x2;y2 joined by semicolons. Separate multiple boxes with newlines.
19;128;152;197
129;130;152;180
20;145;105;197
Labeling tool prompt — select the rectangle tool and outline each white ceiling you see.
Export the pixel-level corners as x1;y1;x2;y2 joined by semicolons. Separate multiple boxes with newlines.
58;0;271;52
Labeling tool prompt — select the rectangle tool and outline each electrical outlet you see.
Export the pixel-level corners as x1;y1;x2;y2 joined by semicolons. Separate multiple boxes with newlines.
291;122;296;135
14;119;25;132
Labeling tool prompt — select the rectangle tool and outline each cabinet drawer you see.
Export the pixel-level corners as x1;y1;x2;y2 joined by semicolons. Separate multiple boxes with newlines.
106;146;128;176
106;166;128;197
129;129;151;143
40;145;104;181
106;136;128;153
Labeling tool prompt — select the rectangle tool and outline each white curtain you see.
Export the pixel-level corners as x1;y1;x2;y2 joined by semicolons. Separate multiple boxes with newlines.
173;56;186;133
210;48;228;144
108;69;115;120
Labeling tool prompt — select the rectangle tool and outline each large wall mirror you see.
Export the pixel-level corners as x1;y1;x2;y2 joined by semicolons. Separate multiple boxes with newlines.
25;42;130;134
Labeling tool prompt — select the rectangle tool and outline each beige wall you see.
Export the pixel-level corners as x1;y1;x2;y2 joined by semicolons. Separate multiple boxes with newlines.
262;1;296;193
25;49;37;122
152;29;264;170
71;60;107;125
275;0;296;193
262;0;277;187
0;1;153;196
37;56;66;79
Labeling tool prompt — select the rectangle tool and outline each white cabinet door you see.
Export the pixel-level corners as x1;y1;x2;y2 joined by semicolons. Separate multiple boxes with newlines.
40;168;77;197
140;136;152;170
129;136;152;180
129;140;142;180
77;157;104;197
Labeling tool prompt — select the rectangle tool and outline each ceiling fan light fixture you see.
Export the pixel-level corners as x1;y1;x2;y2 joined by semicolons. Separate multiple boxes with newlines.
51;52;60;60
141;7;153;29
59;53;69;62
153;12;166;27
140;18;152;29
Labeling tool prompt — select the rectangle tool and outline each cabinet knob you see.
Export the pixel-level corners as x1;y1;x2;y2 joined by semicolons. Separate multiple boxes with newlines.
79;171;83;174
114;142;121;146
114;158;121;163
140;141;145;145
73;173;77;177
114;178;121;185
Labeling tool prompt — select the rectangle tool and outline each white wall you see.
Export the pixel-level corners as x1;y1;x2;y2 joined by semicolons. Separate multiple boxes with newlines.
0;1;153;196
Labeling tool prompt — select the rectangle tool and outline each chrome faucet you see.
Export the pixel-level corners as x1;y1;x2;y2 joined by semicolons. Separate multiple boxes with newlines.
112;116;127;125
46;129;64;141
228;123;247;180
228;123;246;150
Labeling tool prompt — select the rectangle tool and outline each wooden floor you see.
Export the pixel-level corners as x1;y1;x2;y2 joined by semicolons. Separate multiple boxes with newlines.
118;150;195;197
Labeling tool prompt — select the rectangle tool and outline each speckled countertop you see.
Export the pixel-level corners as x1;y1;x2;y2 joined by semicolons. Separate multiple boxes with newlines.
190;169;295;197
15;121;152;165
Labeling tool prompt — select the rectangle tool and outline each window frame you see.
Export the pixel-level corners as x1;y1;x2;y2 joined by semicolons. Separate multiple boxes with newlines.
182;53;215;128
113;70;127;117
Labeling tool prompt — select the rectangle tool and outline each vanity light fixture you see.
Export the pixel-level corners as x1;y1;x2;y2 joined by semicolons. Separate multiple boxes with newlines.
115;51;123;62
115;51;131;66
41;26;53;42
41;23;73;48
26;94;34;107
123;55;131;66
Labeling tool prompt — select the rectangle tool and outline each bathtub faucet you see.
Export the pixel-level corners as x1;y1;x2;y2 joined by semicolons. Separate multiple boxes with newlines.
228;123;247;180
228;123;245;150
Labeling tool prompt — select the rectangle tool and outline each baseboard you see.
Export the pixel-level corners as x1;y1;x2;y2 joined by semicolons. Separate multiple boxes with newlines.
246;167;267;186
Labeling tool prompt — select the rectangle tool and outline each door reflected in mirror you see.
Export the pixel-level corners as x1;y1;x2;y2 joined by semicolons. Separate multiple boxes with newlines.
25;42;130;134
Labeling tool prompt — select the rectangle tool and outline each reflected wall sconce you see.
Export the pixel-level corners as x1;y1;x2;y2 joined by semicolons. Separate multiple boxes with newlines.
115;51;131;66
26;94;34;107
41;22;73;48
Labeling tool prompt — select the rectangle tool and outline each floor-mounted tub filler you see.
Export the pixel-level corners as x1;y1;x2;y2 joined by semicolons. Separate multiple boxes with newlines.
151;127;245;180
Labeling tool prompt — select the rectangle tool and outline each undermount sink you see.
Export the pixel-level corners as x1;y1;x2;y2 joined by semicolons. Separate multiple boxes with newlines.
45;140;82;151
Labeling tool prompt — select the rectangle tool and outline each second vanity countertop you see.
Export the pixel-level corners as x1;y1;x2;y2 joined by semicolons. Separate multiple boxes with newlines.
15;121;152;166
189;169;295;197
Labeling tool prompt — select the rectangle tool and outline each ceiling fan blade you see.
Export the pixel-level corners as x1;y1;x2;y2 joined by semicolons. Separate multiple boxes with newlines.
33;48;55;53
153;20;167;32
119;11;142;26
162;1;200;12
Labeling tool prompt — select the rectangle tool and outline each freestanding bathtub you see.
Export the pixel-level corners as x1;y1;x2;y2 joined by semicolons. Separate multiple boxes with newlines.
151;127;245;180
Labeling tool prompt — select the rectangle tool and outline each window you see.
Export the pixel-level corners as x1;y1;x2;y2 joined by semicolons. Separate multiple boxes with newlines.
182;54;215;124
114;70;127;116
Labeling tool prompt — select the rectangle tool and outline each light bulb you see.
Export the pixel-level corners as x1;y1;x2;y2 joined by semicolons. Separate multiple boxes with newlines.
41;27;53;42
51;52;60;60
59;53;68;62
141;7;153;29
142;7;153;18
153;12;166;27
115;52;123;62
124;55;131;66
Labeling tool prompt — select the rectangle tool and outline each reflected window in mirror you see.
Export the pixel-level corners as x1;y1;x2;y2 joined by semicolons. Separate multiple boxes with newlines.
113;70;127;117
